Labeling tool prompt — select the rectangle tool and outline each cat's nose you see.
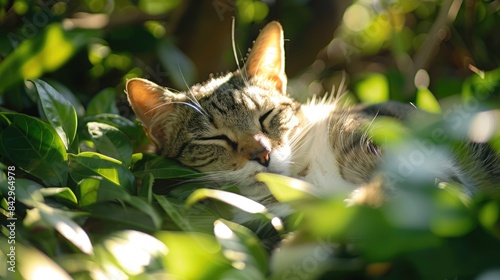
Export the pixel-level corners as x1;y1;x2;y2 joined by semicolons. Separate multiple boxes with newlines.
250;148;271;167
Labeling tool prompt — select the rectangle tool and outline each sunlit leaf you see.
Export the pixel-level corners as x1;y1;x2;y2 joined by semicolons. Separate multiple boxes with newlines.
24;205;93;254
0;23;89;93
38;187;78;205
86;88;119;116
13;241;73;280
355;73;389;104
98;230;167;276
68;152;135;194
416;87;441;113
186;188;267;214
214;219;268;275
31;79;78;149
156;231;232;280
87;122;133;166
429;190;474;237
255;173;320;203
0;113;68;186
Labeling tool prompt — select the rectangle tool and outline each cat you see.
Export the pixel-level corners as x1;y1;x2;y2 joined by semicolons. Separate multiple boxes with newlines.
125;21;500;213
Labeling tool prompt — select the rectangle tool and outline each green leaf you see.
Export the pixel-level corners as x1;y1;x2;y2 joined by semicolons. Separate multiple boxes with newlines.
4;241;73;280
127;196;162;229
155;231;231;280
416;87;441;113
0;23;89;93
138;172;154;203
86;203;158;232
355;73;389;104
68;152;135;194
132;153;201;179
76;177;130;207
214;219;268;275
87;122;133;166
255;173;320;203
0;113;68;186
86;88;119;116
97;230;167;276
24;205;93;254
31;79;78;149
138;0;181;15
186;188;267;214
38;187;78;205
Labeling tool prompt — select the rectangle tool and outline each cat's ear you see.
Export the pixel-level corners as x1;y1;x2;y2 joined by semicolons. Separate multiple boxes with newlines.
125;78;182;128
246;21;287;94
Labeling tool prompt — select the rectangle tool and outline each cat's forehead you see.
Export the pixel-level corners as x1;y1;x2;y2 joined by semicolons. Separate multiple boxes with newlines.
193;72;285;109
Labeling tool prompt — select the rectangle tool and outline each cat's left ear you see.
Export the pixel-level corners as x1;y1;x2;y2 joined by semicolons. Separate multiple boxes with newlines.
246;21;287;94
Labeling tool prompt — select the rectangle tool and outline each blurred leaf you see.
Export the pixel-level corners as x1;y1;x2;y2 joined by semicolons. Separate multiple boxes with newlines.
31;79;78;149
0;178;44;206
10;241;73;280
138;0;181;15
38;187;78;205
98;230;167;276
368;116;409;144
87;122;133;166
158;37;197;89
68;152;135;194
0;113;68;186
156;231;232;280
255;173;320;203
462;68;500;101
24;205;93;254
0;23;89;93
214;219;268;275
355;73;389;104
416;87;441;113
86;88;119;116
186;188;267;214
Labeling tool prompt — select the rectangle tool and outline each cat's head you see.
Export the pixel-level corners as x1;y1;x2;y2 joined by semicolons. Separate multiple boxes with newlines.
126;22;302;196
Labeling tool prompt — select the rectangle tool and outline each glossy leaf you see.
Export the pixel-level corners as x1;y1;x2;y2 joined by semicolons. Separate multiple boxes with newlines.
31;79;78;149
0;113;68;186
87;203;159;232
38;187;78;205
87;122;133;166
68;152;135;194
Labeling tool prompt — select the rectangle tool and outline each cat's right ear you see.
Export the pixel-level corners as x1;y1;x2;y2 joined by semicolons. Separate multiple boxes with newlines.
125;78;181;129
246;21;287;94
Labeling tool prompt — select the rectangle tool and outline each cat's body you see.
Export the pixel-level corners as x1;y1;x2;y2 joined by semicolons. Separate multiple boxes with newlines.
126;21;500;212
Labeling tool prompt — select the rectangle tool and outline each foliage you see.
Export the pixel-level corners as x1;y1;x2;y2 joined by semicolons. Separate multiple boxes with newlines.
1;0;500;279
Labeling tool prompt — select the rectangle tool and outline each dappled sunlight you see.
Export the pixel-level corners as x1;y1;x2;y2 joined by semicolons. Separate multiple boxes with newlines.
468;110;500;143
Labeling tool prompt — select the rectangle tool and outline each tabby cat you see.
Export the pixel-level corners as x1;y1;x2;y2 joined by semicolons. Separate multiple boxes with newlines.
126;21;500;212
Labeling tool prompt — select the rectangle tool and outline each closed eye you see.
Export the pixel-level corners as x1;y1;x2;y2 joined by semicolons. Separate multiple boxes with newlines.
198;135;238;150
259;109;274;134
